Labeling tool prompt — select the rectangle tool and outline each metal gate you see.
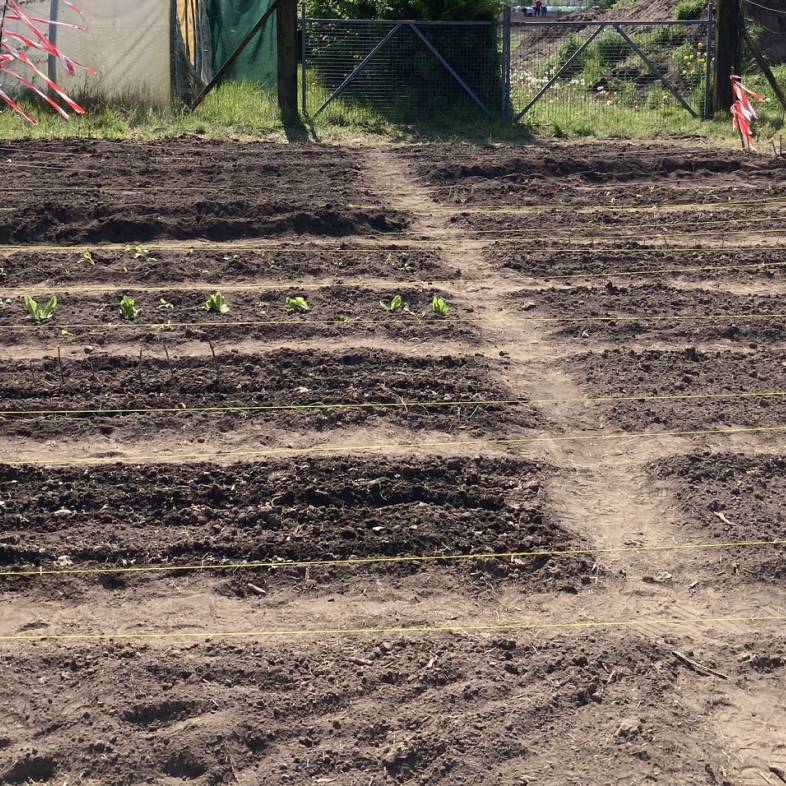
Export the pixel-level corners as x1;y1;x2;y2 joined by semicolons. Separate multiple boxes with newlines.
302;18;504;119
302;9;715;126
507;16;714;127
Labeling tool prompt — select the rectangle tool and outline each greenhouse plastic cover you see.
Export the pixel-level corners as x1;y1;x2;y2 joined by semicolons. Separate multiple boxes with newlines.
55;0;172;105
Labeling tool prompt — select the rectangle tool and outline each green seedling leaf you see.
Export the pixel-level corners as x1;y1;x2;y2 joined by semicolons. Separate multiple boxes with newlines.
286;296;309;314
120;295;140;321
379;294;403;312
158;297;173;310
203;291;229;314
431;295;449;318
81;250;95;266
24;294;57;322
127;243;156;263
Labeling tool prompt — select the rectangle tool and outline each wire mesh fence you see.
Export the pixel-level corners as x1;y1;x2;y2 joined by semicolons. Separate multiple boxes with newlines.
303;14;714;129
303;19;504;121
509;20;712;132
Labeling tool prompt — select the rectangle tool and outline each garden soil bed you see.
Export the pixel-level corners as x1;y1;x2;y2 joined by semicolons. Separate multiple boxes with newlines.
402;141;786;207
0;285;473;346
0;632;756;786
0;348;538;439
0;456;584;588
0;140;408;244
517;283;786;343
2;140;785;786
0;246;455;287
650;452;786;581
565;347;786;430
485;243;786;282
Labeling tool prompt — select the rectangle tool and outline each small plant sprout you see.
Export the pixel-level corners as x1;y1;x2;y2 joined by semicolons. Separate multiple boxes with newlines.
120;295;140;321
24;294;58;322
80;250;96;266
158;297;173;311
379;294;403;312
125;243;157;263
203;291;229;314
286;296;309;314
431;295;449;318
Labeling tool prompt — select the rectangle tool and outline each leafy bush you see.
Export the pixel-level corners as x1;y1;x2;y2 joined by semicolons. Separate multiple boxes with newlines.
676;0;704;20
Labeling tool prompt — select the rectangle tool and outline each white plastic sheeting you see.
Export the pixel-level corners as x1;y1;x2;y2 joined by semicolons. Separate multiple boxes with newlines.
55;0;172;104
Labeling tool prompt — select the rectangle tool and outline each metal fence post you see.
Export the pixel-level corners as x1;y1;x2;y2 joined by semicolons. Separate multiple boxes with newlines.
704;3;714;119
502;5;511;121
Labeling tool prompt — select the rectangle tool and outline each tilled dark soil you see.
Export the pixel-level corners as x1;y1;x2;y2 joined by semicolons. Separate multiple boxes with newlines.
0;246;454;287
0;633;759;786
402;142;786;207
0;348;537;438
0;140;407;243
517;283;786;343
650;453;786;581
0;456;587;589
485;243;786;281
450;205;786;236
0;285;471;346
566;347;786;430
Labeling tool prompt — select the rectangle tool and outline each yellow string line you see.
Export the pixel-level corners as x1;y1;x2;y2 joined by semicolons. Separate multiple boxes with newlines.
2;538;784;580
468;227;786;240
5;259;786;299
9;423;786;467
2;613;784;644
2;390;785;419
2;311;786;333
2;242;786;255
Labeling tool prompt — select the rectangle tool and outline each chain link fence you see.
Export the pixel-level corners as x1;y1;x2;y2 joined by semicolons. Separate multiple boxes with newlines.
509;19;712;133
303;19;503;121
302;12;717;128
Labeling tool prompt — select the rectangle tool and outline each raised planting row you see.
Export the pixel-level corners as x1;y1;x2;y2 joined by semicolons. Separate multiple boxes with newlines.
0;140;407;243
0;348;539;440
565;347;786;431
0;456;587;590
0;246;455;287
449;204;786;237
4;633;774;786
483;243;786;281
402;142;786;206
515;284;786;344
650;452;786;582
0;286;467;346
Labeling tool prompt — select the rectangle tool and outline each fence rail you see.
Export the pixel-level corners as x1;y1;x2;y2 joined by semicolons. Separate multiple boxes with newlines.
302;10;716;128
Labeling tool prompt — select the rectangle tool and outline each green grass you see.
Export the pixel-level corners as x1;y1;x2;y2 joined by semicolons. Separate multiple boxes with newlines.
0;75;781;145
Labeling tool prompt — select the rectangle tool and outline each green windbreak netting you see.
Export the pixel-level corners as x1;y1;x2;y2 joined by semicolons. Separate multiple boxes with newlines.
204;0;278;85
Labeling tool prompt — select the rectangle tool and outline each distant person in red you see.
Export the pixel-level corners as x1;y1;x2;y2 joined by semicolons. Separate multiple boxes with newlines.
534;0;542;15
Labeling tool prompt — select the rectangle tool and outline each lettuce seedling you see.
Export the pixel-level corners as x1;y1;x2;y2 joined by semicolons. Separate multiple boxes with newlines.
24;294;57;322
120;295;140;321
203;292;229;314
286;296;309;313
432;295;449;317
